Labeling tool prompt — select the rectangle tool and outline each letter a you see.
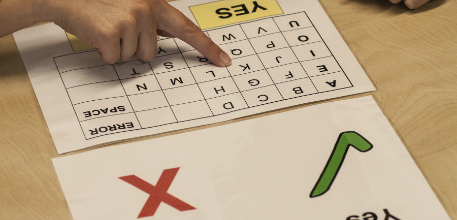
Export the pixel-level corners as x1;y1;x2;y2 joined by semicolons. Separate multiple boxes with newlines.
119;168;196;218
326;80;336;87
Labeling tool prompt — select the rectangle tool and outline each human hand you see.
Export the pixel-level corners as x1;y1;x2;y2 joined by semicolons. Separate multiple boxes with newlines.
389;0;431;9
50;0;232;66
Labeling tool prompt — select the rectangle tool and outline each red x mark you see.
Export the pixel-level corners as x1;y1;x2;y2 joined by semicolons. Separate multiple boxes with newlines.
119;167;195;218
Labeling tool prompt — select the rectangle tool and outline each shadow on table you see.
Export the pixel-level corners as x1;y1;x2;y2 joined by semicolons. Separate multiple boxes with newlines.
342;0;447;15
0;40;71;79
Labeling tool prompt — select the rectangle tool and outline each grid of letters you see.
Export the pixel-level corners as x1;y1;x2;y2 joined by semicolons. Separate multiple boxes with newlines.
53;12;353;139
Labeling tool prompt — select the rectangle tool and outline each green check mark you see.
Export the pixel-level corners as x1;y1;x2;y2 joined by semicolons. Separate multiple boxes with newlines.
310;131;373;198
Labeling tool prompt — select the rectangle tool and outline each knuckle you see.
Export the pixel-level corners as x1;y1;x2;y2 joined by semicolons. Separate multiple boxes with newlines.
99;27;119;42
120;14;137;28
132;1;152;16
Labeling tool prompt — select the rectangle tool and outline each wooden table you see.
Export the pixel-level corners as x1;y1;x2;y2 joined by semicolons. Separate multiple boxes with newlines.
1;0;456;219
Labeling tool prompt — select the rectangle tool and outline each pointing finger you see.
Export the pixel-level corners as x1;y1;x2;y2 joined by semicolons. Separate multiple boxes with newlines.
155;1;231;67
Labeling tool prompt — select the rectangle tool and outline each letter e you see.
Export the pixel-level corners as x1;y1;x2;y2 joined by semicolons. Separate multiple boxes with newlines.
362;212;377;220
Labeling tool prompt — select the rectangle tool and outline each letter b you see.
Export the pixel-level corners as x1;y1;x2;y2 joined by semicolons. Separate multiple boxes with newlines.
292;87;303;94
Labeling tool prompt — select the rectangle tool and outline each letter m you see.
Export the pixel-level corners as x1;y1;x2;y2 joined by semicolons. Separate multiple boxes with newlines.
170;77;184;85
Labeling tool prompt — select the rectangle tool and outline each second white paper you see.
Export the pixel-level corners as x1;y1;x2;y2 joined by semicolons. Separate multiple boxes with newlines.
52;96;449;220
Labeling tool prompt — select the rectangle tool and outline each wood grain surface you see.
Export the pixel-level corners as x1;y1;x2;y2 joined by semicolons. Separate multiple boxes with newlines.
1;0;456;219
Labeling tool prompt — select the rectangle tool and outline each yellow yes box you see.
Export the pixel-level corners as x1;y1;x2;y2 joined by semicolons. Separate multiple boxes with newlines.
190;0;283;30
66;33;95;52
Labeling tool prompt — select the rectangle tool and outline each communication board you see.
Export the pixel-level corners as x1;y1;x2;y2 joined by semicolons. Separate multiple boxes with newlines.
14;0;374;153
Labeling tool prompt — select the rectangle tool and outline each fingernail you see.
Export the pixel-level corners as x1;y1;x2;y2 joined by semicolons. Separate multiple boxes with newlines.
219;51;232;66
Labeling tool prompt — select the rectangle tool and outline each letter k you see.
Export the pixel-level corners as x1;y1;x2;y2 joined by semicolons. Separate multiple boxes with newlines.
119;167;195;218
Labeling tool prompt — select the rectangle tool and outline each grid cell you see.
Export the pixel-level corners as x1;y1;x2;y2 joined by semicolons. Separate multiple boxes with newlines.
156;38;181;57
227;55;264;75
267;63;309;83
301;56;342;77
74;97;133;122
240;18;280;38
135;107;177;128
207;25;246;45
155;68;196;90
273;13;313;32
172;100;213;121
310;71;352;92
249;33;289;54
233;70;274;91
282;27;321;46
183;50;211;67
206;93;248;115
149;53;188;74
61;65;118;88
114;60;153;80
80;113;140;138
121;75;161;95
241;85;283;107
191;65;231;83
257;48;298;68
163;84;205;105
128;91;170;112
276;78;317;99
292;42;331;62
55;51;106;72
198;77;240;99
67;81;126;104
218;40;256;58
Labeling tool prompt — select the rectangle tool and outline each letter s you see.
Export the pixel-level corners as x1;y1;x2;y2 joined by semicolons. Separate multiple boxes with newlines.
216;8;232;19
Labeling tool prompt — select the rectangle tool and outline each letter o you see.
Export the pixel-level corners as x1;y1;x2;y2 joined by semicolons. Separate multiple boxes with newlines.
298;35;309;42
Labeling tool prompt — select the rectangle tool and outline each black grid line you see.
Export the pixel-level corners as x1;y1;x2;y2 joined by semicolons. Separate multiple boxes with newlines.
270;17;319;93
112;65;143;128
238;22;285;101
173;38;215;118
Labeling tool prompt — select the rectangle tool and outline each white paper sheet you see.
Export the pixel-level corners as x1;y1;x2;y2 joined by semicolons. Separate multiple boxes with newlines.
52;96;449;220
14;0;374;153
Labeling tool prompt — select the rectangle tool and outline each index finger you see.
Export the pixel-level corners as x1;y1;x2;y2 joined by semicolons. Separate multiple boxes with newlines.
155;0;232;67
